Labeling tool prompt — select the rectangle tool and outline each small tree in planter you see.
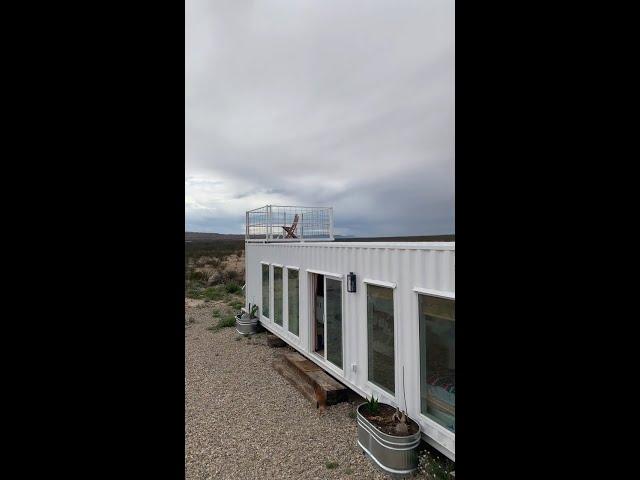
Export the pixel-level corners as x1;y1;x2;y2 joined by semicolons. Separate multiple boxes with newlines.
360;395;416;436
357;395;421;475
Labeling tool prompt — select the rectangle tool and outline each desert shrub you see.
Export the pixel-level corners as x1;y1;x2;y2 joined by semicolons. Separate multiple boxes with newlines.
225;282;241;294
203;286;225;301
195;257;209;267
189;270;207;282
229;300;244;310
204;269;243;286
325;462;339;470
186;284;205;299
208;315;236;332
218;315;236;328
223;269;243;283
206;270;224;285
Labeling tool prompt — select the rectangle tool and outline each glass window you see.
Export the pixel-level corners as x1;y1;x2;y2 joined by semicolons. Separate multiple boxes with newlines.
273;266;283;326
419;294;455;433
288;269;299;336
326;278;342;368
261;264;270;318
367;284;395;394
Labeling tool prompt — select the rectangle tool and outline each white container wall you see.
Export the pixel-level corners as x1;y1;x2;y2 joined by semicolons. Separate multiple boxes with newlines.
245;241;455;460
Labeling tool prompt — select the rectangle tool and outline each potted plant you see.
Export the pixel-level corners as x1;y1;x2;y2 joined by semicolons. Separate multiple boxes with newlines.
357;395;421;477
235;303;259;336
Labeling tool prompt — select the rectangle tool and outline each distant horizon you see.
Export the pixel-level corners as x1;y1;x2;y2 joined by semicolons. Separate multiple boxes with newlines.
185;230;454;238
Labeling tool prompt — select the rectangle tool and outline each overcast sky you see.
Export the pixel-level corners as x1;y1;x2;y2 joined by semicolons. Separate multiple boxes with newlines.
186;0;454;236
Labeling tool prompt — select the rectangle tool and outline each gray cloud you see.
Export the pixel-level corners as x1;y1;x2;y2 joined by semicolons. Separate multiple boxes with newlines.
186;0;454;236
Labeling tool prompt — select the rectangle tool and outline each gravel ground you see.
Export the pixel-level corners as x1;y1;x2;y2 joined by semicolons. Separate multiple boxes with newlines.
185;302;392;480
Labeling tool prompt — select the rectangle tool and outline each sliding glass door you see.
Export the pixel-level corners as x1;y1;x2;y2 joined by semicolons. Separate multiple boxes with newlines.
325;278;343;369
310;273;343;369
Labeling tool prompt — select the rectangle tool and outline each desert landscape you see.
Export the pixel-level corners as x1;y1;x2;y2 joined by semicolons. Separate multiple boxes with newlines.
185;234;391;479
185;233;454;479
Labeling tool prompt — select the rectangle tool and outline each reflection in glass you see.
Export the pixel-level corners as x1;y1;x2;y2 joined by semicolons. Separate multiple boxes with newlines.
419;295;455;432
288;269;299;335
367;285;394;394
273;266;283;326
261;264;269;318
326;278;342;368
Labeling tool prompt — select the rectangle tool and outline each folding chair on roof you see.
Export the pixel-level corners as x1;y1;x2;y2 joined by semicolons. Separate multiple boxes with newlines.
282;214;299;238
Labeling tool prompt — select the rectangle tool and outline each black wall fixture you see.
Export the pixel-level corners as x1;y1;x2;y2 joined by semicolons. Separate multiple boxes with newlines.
347;272;357;293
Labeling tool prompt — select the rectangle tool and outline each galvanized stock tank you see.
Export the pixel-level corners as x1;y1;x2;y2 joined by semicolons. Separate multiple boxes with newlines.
356;403;421;477
235;313;258;336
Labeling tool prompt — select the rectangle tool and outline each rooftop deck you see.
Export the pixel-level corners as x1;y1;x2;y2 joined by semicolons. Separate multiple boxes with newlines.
246;205;334;242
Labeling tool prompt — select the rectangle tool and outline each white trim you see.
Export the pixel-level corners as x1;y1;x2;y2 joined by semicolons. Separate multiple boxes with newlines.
414;289;455;459
249;241;455;250
419;412;456;440
366;380;396;405
245;238;335;243
422;433;455;461
285;265;299;271
413;287;455;299
364;282;398;400
306;268;344;278
260;261;270;265
272;263;284;268
363;278;397;289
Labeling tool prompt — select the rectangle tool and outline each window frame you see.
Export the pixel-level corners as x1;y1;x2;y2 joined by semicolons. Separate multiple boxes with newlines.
305;269;345;377
364;279;398;400
285;266;300;338
413;286;456;437
260;261;271;321
324;275;344;370
272;263;284;328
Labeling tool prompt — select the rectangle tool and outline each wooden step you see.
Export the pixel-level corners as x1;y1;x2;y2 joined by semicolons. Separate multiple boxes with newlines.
273;351;349;411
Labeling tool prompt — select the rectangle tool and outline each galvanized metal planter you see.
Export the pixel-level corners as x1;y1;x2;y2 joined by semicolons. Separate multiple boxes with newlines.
356;403;421;477
235;313;258;336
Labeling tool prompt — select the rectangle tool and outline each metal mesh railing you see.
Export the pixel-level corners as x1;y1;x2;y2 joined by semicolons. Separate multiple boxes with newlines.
246;205;334;242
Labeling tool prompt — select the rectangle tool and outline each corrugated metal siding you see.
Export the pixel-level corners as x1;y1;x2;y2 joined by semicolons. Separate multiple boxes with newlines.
245;242;455;459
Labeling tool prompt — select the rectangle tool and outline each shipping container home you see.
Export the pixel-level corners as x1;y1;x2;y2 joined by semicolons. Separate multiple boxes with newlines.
244;206;455;460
